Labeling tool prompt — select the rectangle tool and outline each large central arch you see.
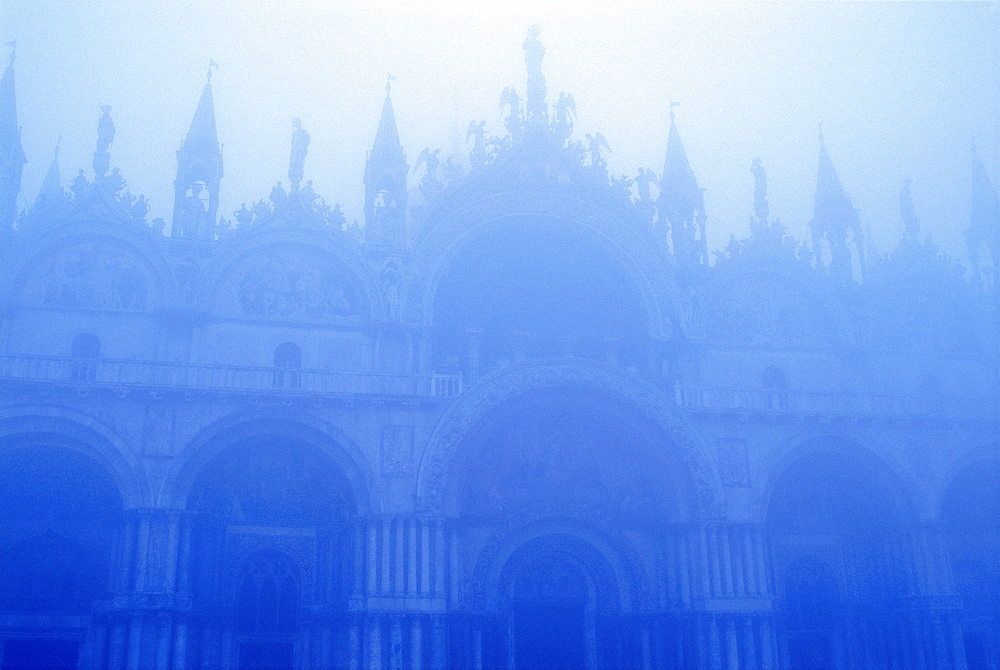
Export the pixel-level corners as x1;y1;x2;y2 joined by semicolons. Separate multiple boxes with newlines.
405;189;679;342
414;360;721;518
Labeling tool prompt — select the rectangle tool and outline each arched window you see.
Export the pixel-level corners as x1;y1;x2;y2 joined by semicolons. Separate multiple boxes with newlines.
783;558;840;670
272;342;302;389
69;332;100;382
236;552;299;670
237;552;299;636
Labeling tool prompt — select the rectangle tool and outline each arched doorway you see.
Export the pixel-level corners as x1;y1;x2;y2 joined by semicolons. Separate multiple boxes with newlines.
235;551;301;670
0;445;124;670
942;457;1000;670
186;434;358;669
449;385;695;668
767;445;910;669
496;535;622;670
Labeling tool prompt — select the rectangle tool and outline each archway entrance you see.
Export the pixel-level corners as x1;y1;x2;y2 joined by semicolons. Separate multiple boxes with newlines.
186;432;360;669
942;457;1000;670
498;536;620;670
767;445;911;669
510;552;589;670
0;444;123;670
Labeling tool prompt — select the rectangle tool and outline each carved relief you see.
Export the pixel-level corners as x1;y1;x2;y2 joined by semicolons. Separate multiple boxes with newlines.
872;292;976;355
25;242;153;311
717;437;751;488
141;404;175;457
218;248;361;321
380;424;414;477
417;362;720;518
707;276;826;348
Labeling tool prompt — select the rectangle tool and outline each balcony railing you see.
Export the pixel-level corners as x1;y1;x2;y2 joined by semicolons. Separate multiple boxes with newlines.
673;385;997;420
0;354;463;398
0;354;993;419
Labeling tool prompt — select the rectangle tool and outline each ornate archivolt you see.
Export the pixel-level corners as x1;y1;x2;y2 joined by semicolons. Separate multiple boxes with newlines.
414;360;722;518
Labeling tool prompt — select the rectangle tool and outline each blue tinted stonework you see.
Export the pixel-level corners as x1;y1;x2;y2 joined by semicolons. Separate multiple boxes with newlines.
0;32;998;670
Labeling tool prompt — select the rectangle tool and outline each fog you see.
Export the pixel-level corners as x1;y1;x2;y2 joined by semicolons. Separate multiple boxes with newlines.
1;2;999;669
4;1;998;256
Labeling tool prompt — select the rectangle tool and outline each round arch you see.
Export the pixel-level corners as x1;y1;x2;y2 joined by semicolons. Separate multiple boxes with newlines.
0;407;149;508
7;222;175;312
471;521;648;614
693;263;854;350
197;224;384;323
930;439;1000;521
414;359;721;518
757;434;920;529
404;189;678;339
163;410;379;514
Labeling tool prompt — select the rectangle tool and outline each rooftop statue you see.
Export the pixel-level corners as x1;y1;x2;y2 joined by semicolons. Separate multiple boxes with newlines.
523;25;547;123
467;120;487;168
499;87;521;135
289;118;310;191
586;132;611;170
751;157;770;227
93;105;115;176
553;92;576;140
96;105;115;154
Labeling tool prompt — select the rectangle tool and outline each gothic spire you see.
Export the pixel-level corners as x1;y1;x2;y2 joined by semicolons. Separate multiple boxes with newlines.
658;110;706;266
369;78;405;168
183;72;219;155
523;25;547;125
364;77;408;247
34;139;62;208
172;67;223;239
965;143;1000;272
0;47;26;229
810;132;861;280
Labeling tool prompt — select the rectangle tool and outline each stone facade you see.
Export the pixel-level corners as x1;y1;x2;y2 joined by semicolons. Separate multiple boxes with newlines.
0;38;998;670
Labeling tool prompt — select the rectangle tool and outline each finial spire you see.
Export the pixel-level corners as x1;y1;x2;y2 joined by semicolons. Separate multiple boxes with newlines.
659;114;707;266
365;79;408;247
92;104;114;176
4;40;14;68
669;100;679;124
172;71;223;239
523;25;547;124
33;136;64;214
288;117;309;191
810;135;861;280
0;40;25;230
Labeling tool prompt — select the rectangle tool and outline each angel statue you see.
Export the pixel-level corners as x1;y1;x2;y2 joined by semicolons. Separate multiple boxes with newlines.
467;120;488;167
554;92;576;131
414;148;443;200
585;133;611;169
499;87;521;134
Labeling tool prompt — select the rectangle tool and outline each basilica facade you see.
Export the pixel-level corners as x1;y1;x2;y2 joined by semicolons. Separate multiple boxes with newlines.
0;33;998;670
